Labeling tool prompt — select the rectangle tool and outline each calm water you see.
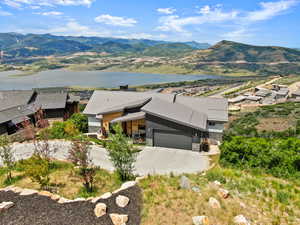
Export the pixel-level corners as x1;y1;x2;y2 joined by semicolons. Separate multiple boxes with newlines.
0;69;223;90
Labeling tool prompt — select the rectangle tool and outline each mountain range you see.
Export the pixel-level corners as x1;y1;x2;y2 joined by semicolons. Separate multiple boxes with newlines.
0;33;210;59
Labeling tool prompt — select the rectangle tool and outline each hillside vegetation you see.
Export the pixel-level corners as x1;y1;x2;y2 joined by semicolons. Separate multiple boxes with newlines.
0;33;208;59
189;40;300;62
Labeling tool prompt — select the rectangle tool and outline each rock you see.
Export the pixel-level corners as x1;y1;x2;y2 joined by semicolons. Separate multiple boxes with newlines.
109;213;128;225
192;216;209;225
94;203;107;218
73;198;86;202
213;180;222;186
239;202;246;209
218;188;229;199
192;186;201;193
0;202;14;211
121;181;137;190
58;197;72;204
180;175;191;190
38;191;60;201
135;176;146;183
233;215;250;225
116;195;130;208
20;189;38;196
208;197;221;209
101;192;112;199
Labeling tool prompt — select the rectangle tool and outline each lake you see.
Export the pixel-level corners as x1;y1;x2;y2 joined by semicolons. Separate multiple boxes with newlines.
0;69;224;90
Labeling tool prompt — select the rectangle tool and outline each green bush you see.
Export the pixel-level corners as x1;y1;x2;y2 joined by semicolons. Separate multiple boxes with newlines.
20;155;51;189
69;113;88;133
220;136;300;179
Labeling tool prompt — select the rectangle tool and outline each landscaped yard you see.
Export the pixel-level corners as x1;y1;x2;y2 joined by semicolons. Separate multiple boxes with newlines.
0;160;122;199
1;161;299;225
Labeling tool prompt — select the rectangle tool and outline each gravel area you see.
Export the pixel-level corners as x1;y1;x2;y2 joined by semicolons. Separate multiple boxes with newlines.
0;186;141;225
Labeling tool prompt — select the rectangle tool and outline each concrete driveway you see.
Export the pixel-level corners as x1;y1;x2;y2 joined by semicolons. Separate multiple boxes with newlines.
5;141;210;176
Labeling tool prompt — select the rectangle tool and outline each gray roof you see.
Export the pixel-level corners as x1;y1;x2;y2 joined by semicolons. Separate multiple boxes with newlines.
83;91;174;115
0;104;36;124
97;98;151;115
175;95;228;122
110;111;145;123
83;91;228;125
0;90;35;111
142;98;208;130
35;93;67;109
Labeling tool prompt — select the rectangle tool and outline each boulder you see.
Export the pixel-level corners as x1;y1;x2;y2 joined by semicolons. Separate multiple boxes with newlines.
109;213;128;225
0;202;14;211
233;215;250;225
192;186;201;193
121;181;137;190
20;189;38;196
180;175;191;190
101;192;112;199
94;203;107;218
208;197;221;209
213;180;221;186
39;191;60;201
192;216;209;225
116;195;130;208
58;197;72;204
218;188;229;199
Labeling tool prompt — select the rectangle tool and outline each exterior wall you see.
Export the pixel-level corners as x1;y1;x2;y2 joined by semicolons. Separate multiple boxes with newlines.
88;116;101;133
0;123;7;135
126;119;145;136
102;112;123;132
145;114;205;150
207;121;225;144
44;108;65;119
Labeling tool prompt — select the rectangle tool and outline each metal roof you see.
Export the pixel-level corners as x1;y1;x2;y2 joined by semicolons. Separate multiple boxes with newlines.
110;112;146;123
142;98;208;130
35;93;67;109
83;91;174;115
0;90;35;111
84;90;228;123
0;104;36;124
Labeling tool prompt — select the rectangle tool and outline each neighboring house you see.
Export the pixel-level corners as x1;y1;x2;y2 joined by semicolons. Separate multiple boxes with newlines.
83;91;228;151
0;90;79;135
291;90;300;99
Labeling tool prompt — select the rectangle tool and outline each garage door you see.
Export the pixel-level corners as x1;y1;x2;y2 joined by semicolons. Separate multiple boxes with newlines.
153;130;192;150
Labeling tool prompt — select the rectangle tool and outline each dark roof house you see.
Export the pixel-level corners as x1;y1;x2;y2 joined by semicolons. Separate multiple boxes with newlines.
84;91;228;151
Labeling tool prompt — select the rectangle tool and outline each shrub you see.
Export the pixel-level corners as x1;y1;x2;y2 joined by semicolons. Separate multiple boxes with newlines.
0;136;15;182
68;137;96;192
106;124;138;181
69;113;88;133
220;136;300;179
21;155;50;189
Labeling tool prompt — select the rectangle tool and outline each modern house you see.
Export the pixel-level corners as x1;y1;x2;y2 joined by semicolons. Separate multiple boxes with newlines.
83;91;228;151
0;90;79;135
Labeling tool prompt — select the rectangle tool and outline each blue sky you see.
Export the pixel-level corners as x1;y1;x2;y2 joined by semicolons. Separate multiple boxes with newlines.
0;0;299;47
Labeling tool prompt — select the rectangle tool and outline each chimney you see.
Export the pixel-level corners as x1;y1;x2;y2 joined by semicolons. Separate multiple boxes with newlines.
173;94;178;103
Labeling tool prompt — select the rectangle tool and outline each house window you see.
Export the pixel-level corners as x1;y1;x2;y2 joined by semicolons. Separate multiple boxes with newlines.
208;121;216;126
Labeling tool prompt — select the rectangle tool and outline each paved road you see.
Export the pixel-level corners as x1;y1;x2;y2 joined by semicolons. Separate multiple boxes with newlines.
4;141;210;176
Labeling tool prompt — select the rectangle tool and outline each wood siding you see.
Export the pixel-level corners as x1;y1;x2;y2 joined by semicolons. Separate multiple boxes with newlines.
102;112;123;132
126;119;145;136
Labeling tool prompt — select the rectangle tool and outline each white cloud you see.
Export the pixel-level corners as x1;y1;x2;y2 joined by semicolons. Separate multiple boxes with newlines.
222;28;254;41
0;7;12;16
35;11;63;16
157;7;239;32
246;0;298;22
95;14;137;27
117;32;168;40
199;5;211;14
157;7;176;15
3;0;95;8
47;19;112;36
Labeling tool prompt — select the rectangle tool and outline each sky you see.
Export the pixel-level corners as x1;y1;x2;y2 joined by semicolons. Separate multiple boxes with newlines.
0;0;300;47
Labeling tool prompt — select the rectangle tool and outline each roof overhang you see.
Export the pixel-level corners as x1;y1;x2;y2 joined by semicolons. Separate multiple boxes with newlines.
110;112;145;124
